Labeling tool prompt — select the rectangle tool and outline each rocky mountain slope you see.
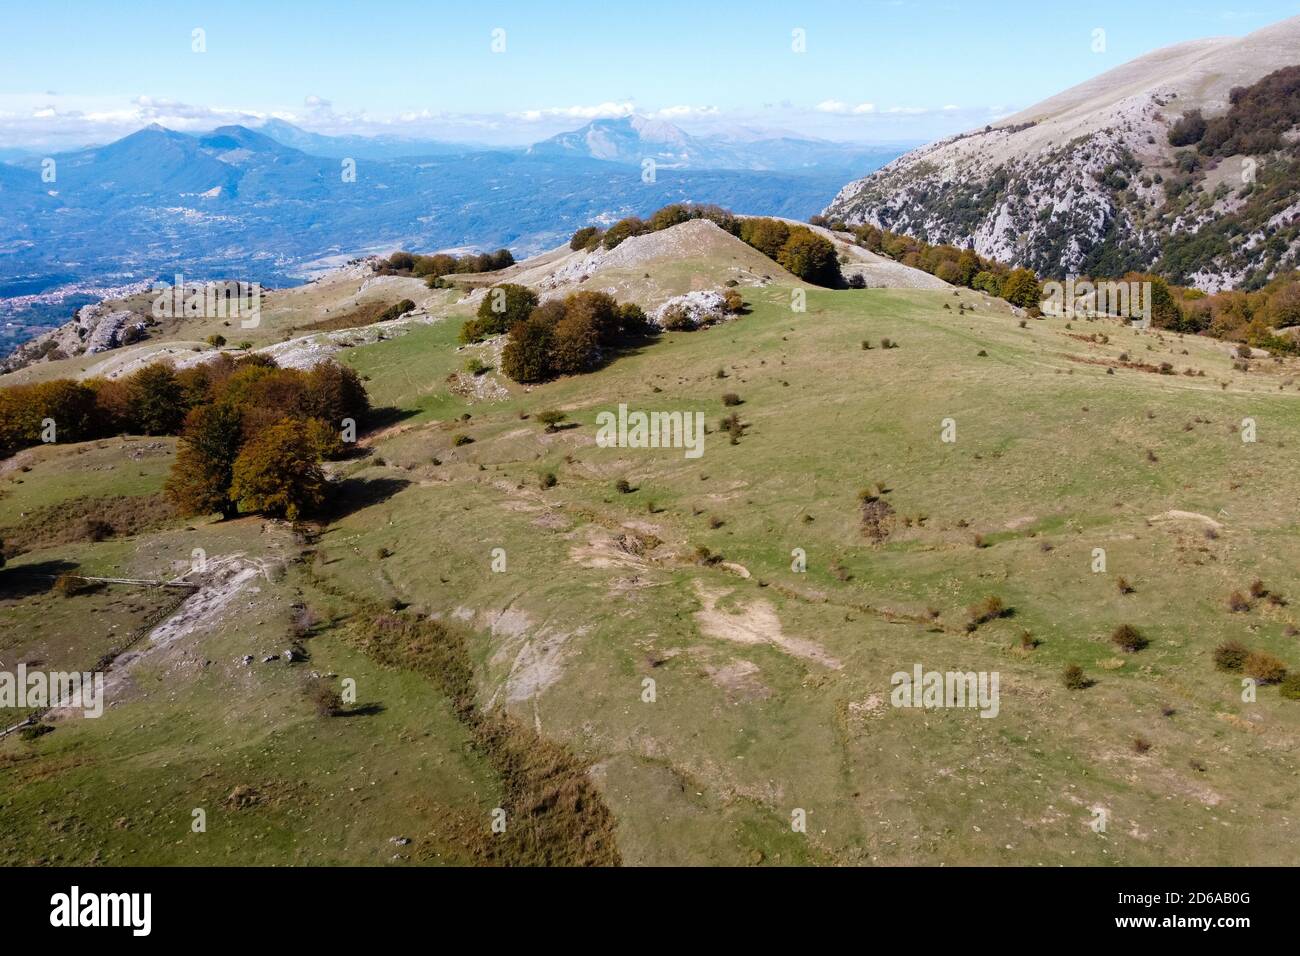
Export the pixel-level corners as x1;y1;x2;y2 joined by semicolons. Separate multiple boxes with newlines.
824;16;1300;290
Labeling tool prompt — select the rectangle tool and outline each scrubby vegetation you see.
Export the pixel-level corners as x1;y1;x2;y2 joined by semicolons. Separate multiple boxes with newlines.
344;607;621;865
299;298;412;333
375;248;514;286
1;493;176;559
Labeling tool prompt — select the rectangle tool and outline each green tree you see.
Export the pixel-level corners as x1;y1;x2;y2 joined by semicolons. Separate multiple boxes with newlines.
777;228;843;287
125;363;186;435
569;226;602;251
165;402;245;519
304;360;370;425
648;204;692;232
999;268;1042;309
501;317;556;383
473;283;538;338
739;218;791;259
29;380;99;443
956;249;981;287
1268;281;1300;328
600;216;647;250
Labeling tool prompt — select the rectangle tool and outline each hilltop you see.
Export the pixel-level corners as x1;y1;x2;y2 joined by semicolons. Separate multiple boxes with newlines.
824;15;1300;290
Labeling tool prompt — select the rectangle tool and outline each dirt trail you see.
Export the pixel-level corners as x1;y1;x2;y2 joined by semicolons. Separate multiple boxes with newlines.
692;581;842;669
46;553;277;719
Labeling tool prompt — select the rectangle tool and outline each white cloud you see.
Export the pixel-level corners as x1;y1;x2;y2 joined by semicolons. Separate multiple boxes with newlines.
508;101;636;122
814;99;877;114
649;104;720;119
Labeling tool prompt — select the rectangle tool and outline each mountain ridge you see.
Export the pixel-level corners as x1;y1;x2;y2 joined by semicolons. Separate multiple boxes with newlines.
823;15;1300;290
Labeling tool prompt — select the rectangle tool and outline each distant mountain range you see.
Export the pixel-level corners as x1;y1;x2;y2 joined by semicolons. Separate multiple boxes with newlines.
527;115;898;173
254;118;492;160
0;117;905;354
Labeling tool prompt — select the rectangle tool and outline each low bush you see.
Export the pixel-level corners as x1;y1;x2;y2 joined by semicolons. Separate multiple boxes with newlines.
1110;624;1149;652
1244;651;1287;685
1213;640;1250;671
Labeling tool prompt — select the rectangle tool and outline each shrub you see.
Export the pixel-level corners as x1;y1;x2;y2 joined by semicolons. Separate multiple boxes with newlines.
1213;640;1250;671
967;595;1006;630
722;289;745;314
1132;736;1152;754
1062;664;1089;690
539;471;557;489
1227;590;1252;612
569;226;601;251
305;676;343;716
452;433;473;446
693;545;722;566
721;393;742;407
1168;109;1207;146
1279;673;1300;700
615;479;632;494
465;357;488;376
535;410;567;431
53;573;95;597
1111;624;1149;652
660;303;693;331
1244;651;1287;685
19;722;54;742
79;518;114;542
1116;576;1134;595
378;299;415;323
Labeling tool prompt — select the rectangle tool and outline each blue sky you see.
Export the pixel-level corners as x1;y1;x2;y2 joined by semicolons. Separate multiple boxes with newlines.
1;0;1296;148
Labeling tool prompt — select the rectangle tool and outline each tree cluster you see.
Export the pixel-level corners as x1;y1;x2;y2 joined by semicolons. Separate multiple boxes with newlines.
499;290;652;384
0;353;369;522
376;248;515;286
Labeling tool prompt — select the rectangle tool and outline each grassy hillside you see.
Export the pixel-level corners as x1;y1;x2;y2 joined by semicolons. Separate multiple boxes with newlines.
3;243;1299;865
